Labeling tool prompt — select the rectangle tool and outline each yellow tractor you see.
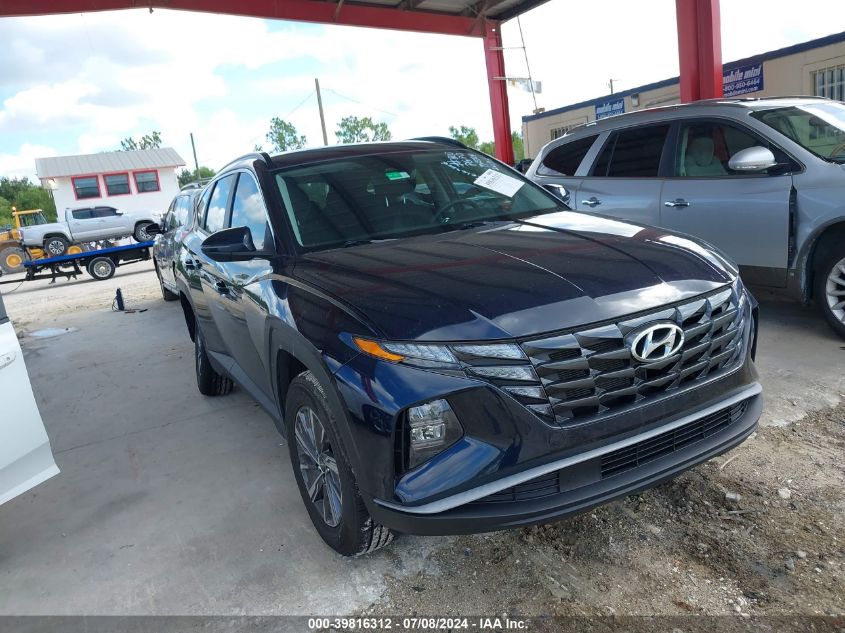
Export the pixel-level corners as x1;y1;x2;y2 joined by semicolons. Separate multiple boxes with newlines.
0;208;83;274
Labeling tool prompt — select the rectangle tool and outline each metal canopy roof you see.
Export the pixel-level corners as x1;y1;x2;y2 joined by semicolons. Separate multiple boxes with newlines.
0;0;550;33
36;148;185;179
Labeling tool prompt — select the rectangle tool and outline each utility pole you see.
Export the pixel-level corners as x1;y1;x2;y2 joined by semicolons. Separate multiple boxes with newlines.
315;78;328;146
608;78;622;94
189;133;200;178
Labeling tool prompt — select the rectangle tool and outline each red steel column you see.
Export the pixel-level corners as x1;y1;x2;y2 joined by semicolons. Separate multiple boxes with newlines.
484;20;515;165
675;0;723;102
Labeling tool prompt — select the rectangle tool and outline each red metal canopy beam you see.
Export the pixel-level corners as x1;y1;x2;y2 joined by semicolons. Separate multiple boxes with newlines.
675;0;723;101
0;0;515;163
0;0;483;36
483;21;514;165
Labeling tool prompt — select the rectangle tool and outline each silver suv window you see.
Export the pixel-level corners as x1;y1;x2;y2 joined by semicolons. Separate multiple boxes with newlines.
591;124;670;177
537;135;598;176
752;102;845;163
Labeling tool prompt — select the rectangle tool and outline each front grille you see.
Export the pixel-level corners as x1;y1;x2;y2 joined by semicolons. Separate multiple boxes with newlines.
504;285;748;426
600;400;748;478
469;400;749;506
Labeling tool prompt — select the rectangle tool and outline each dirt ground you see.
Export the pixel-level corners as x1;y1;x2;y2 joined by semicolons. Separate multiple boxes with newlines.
2;262;843;628
364;404;845;622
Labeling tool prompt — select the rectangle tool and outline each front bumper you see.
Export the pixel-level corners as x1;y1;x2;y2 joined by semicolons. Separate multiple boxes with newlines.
367;383;761;535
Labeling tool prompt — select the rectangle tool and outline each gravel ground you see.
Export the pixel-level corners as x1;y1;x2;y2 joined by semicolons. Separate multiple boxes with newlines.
363;404;845;622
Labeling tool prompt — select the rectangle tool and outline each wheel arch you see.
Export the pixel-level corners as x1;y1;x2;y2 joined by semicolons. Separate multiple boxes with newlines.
267;320;364;476
799;220;845;303
179;291;196;342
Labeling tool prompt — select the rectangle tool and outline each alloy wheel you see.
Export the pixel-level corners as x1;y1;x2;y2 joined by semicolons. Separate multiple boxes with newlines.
294;405;343;528
825;256;845;324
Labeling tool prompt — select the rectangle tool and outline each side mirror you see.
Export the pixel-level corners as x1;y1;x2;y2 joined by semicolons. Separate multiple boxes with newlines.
728;146;777;172
201;226;274;262
543;183;571;205
144;222;164;235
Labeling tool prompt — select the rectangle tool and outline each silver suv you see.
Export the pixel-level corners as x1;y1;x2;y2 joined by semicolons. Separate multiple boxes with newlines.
527;97;845;338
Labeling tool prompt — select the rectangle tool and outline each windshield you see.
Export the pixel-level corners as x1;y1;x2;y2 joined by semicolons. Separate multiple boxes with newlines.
751;102;845;163
273;149;562;251
18;211;48;226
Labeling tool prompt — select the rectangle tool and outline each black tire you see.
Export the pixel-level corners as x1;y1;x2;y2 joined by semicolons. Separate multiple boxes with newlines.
154;261;178;301
44;236;69;257
285;370;394;556
815;247;845;339
0;246;26;274
134;222;154;242
194;317;234;396
86;256;116;280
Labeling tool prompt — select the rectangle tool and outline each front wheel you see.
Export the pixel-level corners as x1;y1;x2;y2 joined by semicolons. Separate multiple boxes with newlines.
154;261;178;301
285;371;394;556
816;249;845;338
44;236;69;257
194;317;234;396
134;222;154;242
0;246;26;274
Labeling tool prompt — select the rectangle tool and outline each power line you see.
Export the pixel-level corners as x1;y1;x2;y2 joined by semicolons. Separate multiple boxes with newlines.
323;88;397;117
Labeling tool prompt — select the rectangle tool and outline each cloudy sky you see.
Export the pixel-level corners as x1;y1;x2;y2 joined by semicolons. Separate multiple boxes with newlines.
2;0;845;179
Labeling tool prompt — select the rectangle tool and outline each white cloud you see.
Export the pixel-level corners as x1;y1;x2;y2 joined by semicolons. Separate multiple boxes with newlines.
2;0;845;179
0;143;57;180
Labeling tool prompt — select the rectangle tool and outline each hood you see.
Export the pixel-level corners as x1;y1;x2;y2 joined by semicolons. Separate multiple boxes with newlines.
293;211;735;341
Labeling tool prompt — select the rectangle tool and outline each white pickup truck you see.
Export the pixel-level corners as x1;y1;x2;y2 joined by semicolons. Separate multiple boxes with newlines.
20;206;159;257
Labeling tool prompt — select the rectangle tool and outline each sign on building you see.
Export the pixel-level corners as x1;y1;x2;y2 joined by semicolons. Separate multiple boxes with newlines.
723;62;764;97
595;97;625;120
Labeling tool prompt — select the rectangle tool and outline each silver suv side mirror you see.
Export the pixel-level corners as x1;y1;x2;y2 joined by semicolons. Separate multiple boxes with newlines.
728;146;777;172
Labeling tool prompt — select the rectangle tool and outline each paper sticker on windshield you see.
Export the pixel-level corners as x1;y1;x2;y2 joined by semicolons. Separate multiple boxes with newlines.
385;170;411;181
473;169;524;197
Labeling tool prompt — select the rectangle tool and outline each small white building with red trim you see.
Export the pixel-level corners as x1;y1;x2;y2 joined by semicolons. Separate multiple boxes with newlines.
35;148;185;216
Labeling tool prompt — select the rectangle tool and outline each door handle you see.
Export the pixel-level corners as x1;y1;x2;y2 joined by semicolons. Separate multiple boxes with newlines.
582;197;601;208
664;198;691;208
0;350;15;371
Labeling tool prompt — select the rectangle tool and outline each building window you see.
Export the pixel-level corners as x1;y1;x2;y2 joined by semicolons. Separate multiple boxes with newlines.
72;175;100;200
104;173;130;196
550;125;577;140
133;170;160;193
813;65;845;101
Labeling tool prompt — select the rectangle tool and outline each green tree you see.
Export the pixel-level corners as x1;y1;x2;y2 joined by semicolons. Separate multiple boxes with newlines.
0;177;56;220
177;166;216;188
478;140;496;157
266;117;306;153
0;196;12;228
335;116;392;144
511;131;525;162
448;125;480;149
120;131;163;151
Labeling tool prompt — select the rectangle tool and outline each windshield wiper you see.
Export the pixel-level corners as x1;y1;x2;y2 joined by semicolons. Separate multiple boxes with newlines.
342;239;374;248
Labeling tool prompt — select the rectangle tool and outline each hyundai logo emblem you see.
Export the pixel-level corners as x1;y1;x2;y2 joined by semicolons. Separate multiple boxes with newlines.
629;323;685;363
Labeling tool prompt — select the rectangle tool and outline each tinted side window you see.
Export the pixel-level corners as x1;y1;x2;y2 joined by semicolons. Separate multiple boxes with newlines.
538;135;598;176
71;208;93;220
594;124;670;177
203;176;235;233
229;173;270;251
92;207;117;218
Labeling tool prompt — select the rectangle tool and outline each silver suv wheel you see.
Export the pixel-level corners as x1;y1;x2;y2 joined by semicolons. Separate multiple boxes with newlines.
825;255;845;324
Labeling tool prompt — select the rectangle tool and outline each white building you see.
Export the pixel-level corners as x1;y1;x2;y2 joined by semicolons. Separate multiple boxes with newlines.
35;148;186;215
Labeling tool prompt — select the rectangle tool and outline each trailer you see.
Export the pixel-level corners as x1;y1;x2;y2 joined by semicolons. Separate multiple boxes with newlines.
0;241;154;285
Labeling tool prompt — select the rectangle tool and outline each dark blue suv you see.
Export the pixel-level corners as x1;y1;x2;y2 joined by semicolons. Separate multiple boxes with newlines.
165;139;761;556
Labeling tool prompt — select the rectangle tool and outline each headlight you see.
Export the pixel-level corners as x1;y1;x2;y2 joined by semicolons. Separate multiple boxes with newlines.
405;399;463;469
351;337;527;368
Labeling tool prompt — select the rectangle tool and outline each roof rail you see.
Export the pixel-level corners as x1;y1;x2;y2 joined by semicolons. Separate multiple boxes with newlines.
218;151;273;172
411;136;467;148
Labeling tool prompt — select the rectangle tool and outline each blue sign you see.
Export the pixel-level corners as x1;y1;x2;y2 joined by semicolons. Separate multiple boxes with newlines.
595;97;625;120
723;62;764;97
